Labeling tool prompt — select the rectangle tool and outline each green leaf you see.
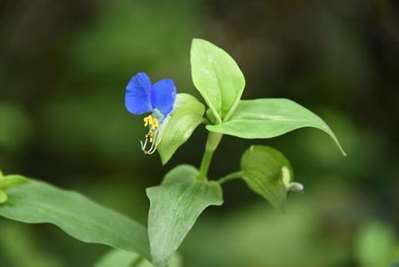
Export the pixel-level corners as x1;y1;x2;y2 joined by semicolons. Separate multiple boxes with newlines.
240;145;300;209
0;174;28;205
146;165;223;267
191;38;245;122
0;175;28;190
158;93;205;164
95;250;182;267
207;98;346;155
0;190;7;204
0;179;151;260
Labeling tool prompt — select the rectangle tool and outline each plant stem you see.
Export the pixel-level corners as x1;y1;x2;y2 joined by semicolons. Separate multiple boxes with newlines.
217;171;242;184
197;132;223;181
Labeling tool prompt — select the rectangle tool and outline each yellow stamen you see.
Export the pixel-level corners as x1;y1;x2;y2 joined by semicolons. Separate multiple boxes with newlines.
141;115;160;155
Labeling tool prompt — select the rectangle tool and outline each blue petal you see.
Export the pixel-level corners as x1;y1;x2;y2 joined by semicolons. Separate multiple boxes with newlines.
125;72;153;115
150;79;177;118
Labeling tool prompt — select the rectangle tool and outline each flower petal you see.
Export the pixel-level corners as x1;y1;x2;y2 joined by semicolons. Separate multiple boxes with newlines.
151;79;177;118
125;72;153;115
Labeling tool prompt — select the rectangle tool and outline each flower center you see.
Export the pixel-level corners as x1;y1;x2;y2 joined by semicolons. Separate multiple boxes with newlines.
141;114;160;154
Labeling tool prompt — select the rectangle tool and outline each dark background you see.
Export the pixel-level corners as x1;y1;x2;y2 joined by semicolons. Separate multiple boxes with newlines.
0;0;398;266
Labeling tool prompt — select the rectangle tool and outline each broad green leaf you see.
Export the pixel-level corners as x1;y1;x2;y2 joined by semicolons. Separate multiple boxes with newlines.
241;145;301;209
147;164;223;267
0;179;151;260
95;250;182;267
191;38;245;122
158;93;205;164
207;98;346;155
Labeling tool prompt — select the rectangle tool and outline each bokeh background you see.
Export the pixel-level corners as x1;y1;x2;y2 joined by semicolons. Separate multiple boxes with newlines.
1;0;399;266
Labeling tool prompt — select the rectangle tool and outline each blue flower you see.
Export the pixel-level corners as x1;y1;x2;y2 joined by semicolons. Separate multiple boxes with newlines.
125;72;176;154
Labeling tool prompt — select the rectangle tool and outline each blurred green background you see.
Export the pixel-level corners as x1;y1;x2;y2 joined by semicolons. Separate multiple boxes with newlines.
0;0;398;266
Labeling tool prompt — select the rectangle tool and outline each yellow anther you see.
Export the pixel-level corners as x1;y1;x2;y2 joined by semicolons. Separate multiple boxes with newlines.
141;114;160;155
143;115;159;131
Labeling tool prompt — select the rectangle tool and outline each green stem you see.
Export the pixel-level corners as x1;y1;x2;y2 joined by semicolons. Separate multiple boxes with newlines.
217;171;242;184
197;132;223;181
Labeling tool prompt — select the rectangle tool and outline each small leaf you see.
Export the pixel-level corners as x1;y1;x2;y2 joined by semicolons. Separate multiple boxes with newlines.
0;190;7;204
240;145;299;209
0;180;151;260
191;38;245;122
147;164;223;267
0;175;28;190
95;250;182;267
207;98;346;155
158;94;205;164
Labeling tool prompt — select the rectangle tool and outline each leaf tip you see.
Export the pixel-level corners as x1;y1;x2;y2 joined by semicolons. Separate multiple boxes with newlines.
191;38;205;53
191;38;206;45
321;122;347;157
159;152;170;166
334;139;347;157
